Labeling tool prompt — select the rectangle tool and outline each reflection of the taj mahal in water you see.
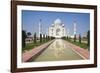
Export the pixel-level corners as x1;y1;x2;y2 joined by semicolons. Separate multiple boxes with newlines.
50;39;65;57
39;18;77;38
34;39;83;61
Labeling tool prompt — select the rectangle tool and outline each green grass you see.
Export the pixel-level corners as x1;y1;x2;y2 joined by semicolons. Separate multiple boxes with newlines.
66;39;89;50
22;41;50;53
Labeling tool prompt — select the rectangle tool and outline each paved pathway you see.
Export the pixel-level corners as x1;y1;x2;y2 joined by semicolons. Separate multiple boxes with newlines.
63;40;89;59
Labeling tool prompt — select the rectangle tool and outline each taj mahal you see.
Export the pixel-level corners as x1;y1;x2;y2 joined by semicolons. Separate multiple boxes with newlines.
38;18;76;38
48;18;66;38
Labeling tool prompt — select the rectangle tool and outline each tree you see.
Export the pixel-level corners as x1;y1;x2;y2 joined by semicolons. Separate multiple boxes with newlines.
67;36;68;40
22;30;27;48
43;34;45;42
87;30;90;46
48;36;50;41
34;33;37;43
51;36;55;40
40;34;42;43
79;34;81;43
27;32;31;37
74;34;76;42
61;36;66;40
46;35;48;41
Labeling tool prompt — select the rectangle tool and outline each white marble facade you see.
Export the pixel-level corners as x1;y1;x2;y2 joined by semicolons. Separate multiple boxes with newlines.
49;18;66;38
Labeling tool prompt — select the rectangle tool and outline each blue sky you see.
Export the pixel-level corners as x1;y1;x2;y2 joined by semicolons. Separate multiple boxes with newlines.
22;10;90;36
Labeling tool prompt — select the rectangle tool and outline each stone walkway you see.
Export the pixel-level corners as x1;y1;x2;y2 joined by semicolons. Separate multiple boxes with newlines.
22;40;54;62
63;40;90;59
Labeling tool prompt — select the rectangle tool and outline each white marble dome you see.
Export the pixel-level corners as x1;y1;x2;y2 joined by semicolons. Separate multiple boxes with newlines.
54;18;62;25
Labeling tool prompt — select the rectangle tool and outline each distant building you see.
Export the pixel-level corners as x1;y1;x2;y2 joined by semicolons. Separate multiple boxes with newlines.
25;37;33;43
48;18;66;38
38;18;77;39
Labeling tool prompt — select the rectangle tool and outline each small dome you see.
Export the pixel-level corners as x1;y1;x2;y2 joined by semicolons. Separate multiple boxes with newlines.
54;18;62;25
62;24;65;27
51;24;54;26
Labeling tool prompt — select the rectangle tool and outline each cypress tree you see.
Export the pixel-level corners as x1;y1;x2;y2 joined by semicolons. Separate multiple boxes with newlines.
74;34;76;42
67;36;68;40
22;30;27;48
79;34;81;43
87;30;90;46
40;34;42;43
34;33;37;43
48;36;50;41
43;34;45;42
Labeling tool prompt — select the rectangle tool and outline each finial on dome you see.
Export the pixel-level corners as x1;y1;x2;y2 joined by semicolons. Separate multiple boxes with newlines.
54;18;62;24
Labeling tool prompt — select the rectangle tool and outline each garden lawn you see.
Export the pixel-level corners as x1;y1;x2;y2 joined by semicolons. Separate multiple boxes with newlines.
66;39;89;50
22;41;49;53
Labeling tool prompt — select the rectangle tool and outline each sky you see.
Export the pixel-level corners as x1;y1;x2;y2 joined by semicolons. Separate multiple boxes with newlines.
22;10;90;37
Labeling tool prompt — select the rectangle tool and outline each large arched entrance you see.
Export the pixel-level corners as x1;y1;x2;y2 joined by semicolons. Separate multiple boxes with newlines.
56;28;61;38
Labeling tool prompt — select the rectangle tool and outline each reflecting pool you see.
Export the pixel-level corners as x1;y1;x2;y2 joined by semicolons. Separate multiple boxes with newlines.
31;39;83;62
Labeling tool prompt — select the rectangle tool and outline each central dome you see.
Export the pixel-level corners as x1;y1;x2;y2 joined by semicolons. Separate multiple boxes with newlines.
54;18;62;25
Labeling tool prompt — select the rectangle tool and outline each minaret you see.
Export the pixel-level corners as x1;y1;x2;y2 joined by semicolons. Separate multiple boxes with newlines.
39;19;42;37
67;29;69;37
74;21;76;35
